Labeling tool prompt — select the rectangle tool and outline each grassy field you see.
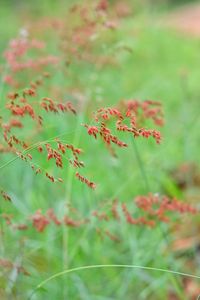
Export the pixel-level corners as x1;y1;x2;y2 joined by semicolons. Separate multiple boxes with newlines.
0;1;200;299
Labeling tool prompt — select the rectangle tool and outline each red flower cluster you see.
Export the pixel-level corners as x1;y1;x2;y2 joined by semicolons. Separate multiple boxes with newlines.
58;0;117;66
29;208;88;232
135;193;197;223
1;71;82;186
121;99;164;127
40;97;76;114
75;172;96;189
4;37;58;88
1;192;198;245
2;118;23;133
91;194;198;229
122;203;155;227
84;102;163;154
30;210;50;232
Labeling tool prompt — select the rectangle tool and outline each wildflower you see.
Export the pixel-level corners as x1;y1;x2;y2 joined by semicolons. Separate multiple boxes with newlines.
84;125;99;138
75;172;96;189
30;210;49;232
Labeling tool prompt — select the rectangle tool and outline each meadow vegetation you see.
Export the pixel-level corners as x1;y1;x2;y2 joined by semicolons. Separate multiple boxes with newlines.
0;1;199;299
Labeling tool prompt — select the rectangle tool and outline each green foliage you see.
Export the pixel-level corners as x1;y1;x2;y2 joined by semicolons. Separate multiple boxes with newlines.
0;1;199;299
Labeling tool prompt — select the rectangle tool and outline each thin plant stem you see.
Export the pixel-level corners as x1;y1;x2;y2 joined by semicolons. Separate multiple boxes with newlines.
62;102;88;298
131;138;150;192
28;263;200;300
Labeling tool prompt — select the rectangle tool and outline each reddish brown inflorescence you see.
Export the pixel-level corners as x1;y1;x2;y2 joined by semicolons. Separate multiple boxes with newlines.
83;100;164;156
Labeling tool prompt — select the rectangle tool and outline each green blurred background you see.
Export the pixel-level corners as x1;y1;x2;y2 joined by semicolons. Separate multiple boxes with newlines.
0;0;200;299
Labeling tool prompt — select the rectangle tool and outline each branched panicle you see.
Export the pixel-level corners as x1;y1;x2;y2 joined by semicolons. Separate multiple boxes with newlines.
1;194;197;244
1;2;164;193
83;101;163;155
